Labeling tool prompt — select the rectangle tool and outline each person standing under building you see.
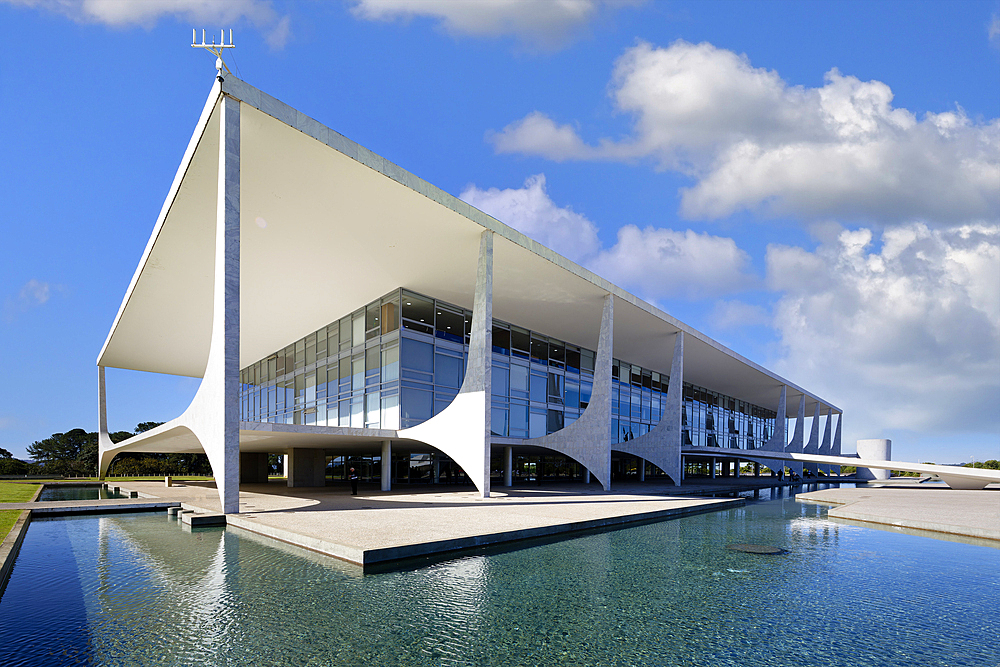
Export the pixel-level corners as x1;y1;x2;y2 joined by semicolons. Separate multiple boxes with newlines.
349;467;359;495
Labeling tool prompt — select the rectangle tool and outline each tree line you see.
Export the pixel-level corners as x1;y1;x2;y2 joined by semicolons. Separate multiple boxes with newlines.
0;422;213;477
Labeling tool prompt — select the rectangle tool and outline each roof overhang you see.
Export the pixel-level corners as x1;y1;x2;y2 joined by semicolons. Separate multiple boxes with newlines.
97;76;838;415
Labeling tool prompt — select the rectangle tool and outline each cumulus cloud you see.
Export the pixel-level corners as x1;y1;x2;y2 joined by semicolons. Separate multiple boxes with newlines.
709;300;770;330
767;223;1000;439
349;0;641;50
490;40;1000;224
5;0;292;48
4;279;54;322
461;174;754;299
461;174;600;262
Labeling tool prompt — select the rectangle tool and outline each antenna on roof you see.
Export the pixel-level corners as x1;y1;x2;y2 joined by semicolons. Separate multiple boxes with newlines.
191;29;235;81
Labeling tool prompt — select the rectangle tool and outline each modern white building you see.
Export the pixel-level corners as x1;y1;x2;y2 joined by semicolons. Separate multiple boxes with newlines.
97;76;843;513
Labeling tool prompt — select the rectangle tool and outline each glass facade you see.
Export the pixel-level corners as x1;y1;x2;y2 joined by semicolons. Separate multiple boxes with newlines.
239;288;776;451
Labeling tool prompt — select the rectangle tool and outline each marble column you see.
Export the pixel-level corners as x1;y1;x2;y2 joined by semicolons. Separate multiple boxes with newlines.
381;440;392;491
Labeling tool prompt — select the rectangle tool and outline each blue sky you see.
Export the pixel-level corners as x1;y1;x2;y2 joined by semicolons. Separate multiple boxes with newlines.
1;0;998;464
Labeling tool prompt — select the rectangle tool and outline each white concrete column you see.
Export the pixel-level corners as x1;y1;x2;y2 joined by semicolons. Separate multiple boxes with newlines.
283;453;289;478
711;457;716;479
832;412;843;475
97;366;115;478
735;460;741;478
503;446;513;487
638;458;645;481
186;94;242;513
398;230;493;497
381;441;392;491
524;294;614;490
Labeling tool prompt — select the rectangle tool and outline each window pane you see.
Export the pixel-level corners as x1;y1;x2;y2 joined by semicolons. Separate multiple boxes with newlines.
352;313;365;347
340;317;352;351
491;407;508;437
435;307;464;343
382;343;399;383
381;394;400;430
547;373;564;404
366;347;380;385
530;337;548;364
509;401;528;436
510;364;528;393
352;356;364;391
402;387;433;422
547;409;564;434
511;327;530;359
529;409;546;438
435;354;463;388
548;340;565;368
530;373;546;403
305;333;317;366
366;303;381;340
492;325;510;355
581;349;595;373
381;299;399;333
492;366;509;397
565;346;581;373
402;293;434;334
402;338;434;373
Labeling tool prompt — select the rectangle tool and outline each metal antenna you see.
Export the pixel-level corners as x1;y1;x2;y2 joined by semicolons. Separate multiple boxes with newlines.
192;29;235;79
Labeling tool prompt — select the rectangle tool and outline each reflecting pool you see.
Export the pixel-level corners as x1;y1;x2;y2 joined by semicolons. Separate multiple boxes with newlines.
38;486;125;501
1;491;997;666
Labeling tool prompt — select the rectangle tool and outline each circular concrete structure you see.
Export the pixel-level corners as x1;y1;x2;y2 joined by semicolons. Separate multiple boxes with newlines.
856;439;892;480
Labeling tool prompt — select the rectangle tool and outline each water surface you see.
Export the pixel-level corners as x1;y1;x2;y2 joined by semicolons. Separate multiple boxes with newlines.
1;490;996;666
38;486;125;501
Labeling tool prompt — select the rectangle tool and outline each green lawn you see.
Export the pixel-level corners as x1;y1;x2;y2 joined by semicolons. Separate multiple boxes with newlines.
0;482;40;503
0;482;38;543
0;509;24;542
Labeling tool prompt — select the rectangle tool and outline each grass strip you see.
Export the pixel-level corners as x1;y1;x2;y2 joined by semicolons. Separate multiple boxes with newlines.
0;482;40;504
0;509;22;541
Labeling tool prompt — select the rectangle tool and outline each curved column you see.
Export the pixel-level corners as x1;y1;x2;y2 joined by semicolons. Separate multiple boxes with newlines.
818;406;833;474
751;385;787;476
802;402;822;477
831;413;842;475
524;294;614;490
97;366;115;478
614;330;683;486
184;93;242;513
399;230;493;497
97;94;242;513
784;394;805;478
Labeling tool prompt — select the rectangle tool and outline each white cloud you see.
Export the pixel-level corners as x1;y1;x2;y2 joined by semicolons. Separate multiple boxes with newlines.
461;174;754;299
349;0;641;50
461;174;600;262
589;226;754;299
767;222;1000;439
4;279;54;322
5;0;292;48
490;40;1000;224
990;13;1000;47
709;300;770;330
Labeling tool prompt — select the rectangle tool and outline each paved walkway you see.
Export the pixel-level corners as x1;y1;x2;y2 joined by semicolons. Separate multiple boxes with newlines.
101;480;741;567
797;483;1000;542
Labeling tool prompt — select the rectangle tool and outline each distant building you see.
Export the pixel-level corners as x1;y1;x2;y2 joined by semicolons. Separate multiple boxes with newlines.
97;77;841;513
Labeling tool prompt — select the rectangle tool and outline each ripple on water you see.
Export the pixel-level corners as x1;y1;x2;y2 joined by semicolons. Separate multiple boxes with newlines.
0;498;997;667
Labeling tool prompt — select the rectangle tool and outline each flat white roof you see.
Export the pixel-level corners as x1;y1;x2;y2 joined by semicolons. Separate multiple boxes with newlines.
98;76;839;415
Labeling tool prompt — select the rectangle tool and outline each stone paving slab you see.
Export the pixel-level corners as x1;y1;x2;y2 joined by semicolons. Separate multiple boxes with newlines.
797;484;1000;542
118;480;743;568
